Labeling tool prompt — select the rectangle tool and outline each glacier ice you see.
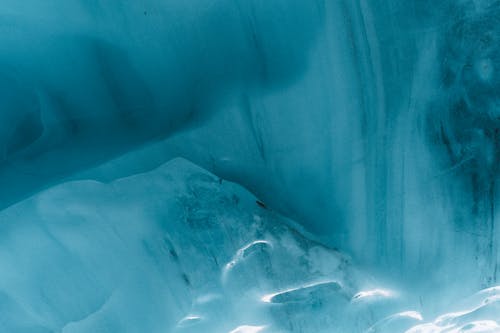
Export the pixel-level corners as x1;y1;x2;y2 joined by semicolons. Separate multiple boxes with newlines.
0;0;499;332
0;158;498;333
0;158;372;332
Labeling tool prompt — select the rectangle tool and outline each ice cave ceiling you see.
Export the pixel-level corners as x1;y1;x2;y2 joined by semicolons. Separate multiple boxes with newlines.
0;0;499;332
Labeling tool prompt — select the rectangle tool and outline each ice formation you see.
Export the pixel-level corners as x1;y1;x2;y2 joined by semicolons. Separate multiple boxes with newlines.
0;0;499;332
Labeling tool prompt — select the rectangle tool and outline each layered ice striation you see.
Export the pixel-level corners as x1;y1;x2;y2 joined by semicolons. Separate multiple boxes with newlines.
0;0;499;331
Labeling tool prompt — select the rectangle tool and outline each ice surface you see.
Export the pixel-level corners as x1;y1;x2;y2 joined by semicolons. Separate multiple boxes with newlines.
0;158;498;332
0;158;371;332
0;0;499;331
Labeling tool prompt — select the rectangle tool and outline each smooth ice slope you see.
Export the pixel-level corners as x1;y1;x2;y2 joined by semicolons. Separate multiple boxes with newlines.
0;0;321;208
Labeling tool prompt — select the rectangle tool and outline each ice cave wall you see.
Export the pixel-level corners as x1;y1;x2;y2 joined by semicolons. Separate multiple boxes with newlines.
0;0;498;299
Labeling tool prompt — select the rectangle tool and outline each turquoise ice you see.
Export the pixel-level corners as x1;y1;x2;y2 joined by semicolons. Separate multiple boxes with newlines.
0;0;498;332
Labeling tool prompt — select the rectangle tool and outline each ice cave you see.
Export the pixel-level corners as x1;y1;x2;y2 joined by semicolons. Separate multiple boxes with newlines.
0;0;499;332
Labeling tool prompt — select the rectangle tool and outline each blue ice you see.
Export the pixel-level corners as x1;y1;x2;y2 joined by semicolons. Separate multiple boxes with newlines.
0;0;499;332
